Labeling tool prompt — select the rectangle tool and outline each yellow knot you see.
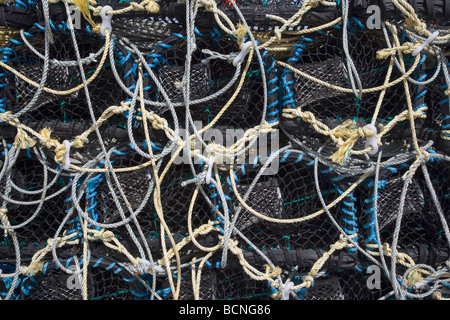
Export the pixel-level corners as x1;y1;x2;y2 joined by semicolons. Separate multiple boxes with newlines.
329;121;375;165
303;275;315;288
382;243;392;255
376;42;419;59
206;144;234;166
419;150;430;162
0;208;10;229
99;230;115;242
131;1;146;11
198;0;214;11
147;112;168;131
405;17;428;35
433;291;449;300
73;135;89;148
445;88;450;97
264;264;282;279
145;0;159;13
13;128;37;150
299;111;316;122
20;261;44;276
234;23;248;46
91;24;102;34
73;0;97;27
336;233;354;249
54;143;66;164
38;128;69;165
405;268;425;288
39;128;58;149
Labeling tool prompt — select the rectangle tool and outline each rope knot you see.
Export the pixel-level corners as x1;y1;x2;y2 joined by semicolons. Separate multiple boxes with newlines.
198;0;214;11
382;243;392;255
0;209;10;232
405;268;426;288
0;111;13;121
376;42;420;59
99;229;115;242
180;171;208;187
336;233;355;249
445;88;450;97
330;121;371;165
145;0;159;13
299;110;315;122
263;265;282;280
73;135;89;148
54;143;67;164
39;128;59;149
303;275;314;288
147;112;168;131
13;128;37;150
405;17;427;35
234;24;248;46
130;1;145;11
403;150;430;181
20;261;44;276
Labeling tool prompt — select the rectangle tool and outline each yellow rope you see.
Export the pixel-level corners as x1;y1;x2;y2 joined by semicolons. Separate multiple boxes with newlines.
278;53;421;95
0;31;111;96
72;0;97;27
283;233;355;295
229;165;374;223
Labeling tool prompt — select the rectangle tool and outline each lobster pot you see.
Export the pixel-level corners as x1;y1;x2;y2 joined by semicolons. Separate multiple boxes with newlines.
360;159;449;250
137;33;279;131
18;257;148;300
220;150;358;260
280;20;427;155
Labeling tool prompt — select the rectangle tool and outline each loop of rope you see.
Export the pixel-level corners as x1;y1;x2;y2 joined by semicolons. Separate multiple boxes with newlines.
0;0;449;302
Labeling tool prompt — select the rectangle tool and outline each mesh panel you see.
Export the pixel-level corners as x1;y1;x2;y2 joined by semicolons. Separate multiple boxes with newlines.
281;23;422;146
20;258;146;300
226;153;353;253
2;29;124;126
361;159;450;249
302;276;345;300
93;149;214;258
146;34;278;129
156;256;272;300
0;150;70;247
0;0;449;302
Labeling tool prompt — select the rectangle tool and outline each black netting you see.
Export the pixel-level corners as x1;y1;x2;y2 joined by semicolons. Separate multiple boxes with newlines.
1;28;124;126
0;149;69;247
298;270;372;300
361;159;449;250
20;257;147;300
142;34;278;130
0;0;449;302
225;152;355;255
156;255;272;300
281;22;425;149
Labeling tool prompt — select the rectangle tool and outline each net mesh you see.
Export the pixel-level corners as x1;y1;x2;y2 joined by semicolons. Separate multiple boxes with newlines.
0;0;449;301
